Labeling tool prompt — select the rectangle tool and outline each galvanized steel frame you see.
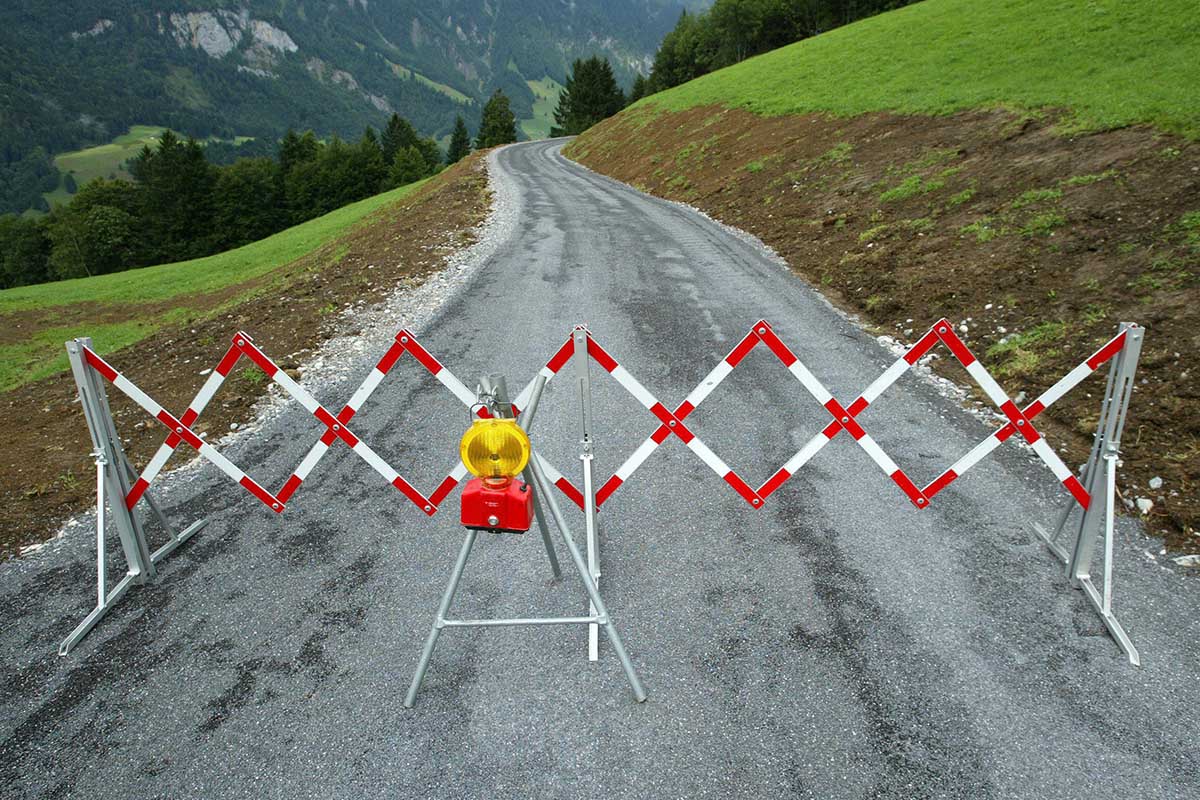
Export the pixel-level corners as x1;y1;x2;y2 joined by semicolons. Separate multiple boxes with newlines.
1033;322;1144;665
60;338;207;655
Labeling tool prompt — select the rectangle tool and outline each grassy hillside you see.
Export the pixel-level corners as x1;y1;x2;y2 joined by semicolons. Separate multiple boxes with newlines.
1;155;490;559
520;76;566;140
633;0;1200;138
38;125;256;210
40;125;166;208
567;0;1200;551
1;179;426;391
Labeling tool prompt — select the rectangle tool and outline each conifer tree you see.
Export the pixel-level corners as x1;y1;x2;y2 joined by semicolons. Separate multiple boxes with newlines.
628;73;649;104
475;90;517;149
389;145;429;186
551;57;625;137
381;113;420;165
447;116;472;164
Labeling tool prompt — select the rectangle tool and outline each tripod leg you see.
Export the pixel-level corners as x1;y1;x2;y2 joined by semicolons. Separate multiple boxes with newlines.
405;529;479;708
529;452;647;702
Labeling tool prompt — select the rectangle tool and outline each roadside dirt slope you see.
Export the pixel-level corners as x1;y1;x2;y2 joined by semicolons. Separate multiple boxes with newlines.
0;155;490;559
568;108;1199;552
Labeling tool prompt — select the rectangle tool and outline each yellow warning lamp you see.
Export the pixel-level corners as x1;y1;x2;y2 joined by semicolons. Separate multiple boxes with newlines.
459;418;531;480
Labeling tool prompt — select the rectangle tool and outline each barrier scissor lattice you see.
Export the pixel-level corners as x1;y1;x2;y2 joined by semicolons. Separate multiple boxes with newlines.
62;317;1146;668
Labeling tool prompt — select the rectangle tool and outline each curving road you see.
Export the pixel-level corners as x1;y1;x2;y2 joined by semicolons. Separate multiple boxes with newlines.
2;140;1197;799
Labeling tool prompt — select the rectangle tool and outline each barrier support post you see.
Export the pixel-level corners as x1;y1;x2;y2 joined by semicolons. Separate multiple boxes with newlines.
59;338;207;655
503;374;560;579
1033;322;1144;665
572;328;602;661
403;373;646;707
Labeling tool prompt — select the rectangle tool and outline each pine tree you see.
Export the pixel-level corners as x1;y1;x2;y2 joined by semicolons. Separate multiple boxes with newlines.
629;74;649;104
278;129;319;176
551;57;626;137
447;116;472;164
381;113;420;165
389;146;429;186
475;90;517;149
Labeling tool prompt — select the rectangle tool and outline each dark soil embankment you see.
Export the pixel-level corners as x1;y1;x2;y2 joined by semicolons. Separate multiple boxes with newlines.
0;154;490;559
568;108;1199;552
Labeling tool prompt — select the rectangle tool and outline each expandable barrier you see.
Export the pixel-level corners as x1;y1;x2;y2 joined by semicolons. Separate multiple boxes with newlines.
60;317;1146;688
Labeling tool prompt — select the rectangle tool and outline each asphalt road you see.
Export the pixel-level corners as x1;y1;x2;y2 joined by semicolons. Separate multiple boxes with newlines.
2;140;1197;799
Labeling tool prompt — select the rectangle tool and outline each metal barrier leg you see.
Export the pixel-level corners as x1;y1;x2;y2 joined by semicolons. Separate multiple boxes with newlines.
529;451;647;702
59;337;207;655
58;451;141;654
122;457;207;563
404;529;479;708
572;328;602;662
513;374;561;579
1033;322;1143;665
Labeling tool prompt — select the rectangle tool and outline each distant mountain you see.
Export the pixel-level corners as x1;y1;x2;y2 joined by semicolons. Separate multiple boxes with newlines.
0;1;695;206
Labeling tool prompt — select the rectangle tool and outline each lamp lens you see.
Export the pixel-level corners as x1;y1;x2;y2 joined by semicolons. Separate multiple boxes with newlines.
459;419;531;477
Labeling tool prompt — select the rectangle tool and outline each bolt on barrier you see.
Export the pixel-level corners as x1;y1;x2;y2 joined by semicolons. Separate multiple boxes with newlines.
60;317;1145;689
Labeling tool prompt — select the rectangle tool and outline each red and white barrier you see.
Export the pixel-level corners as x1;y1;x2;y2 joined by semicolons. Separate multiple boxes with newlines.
85;318;1132;520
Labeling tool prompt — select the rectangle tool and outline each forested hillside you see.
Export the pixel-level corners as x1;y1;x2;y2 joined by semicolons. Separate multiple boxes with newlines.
0;0;692;213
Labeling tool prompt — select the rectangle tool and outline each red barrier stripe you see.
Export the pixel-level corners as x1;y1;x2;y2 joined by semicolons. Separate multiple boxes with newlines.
725;332;760;367
556;477;585;509
1025;400;1046;418
155;411;203;450
995;423;1018;443
428;474;460;506
236;340;279;378
934;324;977;367
83;349;119;382
723;471;762;506
400;335;442;376
277;474;303;504
676;400;696;419
757;466;792;499
336;405;355;424
821;419;842;439
650;425;671;444
922;468;958;499
240;475;283;512
214;345;241;377
391;475;434;513
165;408;202;449
824;399;865;440
586;337;619;373
650;403;695;443
1064;475;1090;509
757;328;798;367
125;477;150;510
315;407;359;447
371;341;403;374
847;396;869;416
1000;400;1040;444
595;475;622;507
1087;331;1127;370
545;338;575;374
890;470;928;507
903;329;941;365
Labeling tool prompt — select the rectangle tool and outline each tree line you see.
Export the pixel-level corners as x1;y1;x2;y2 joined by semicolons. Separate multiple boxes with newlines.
641;0;916;94
0;92;520;290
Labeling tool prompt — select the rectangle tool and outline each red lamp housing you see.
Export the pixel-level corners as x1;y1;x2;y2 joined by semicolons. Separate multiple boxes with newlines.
461;476;534;533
